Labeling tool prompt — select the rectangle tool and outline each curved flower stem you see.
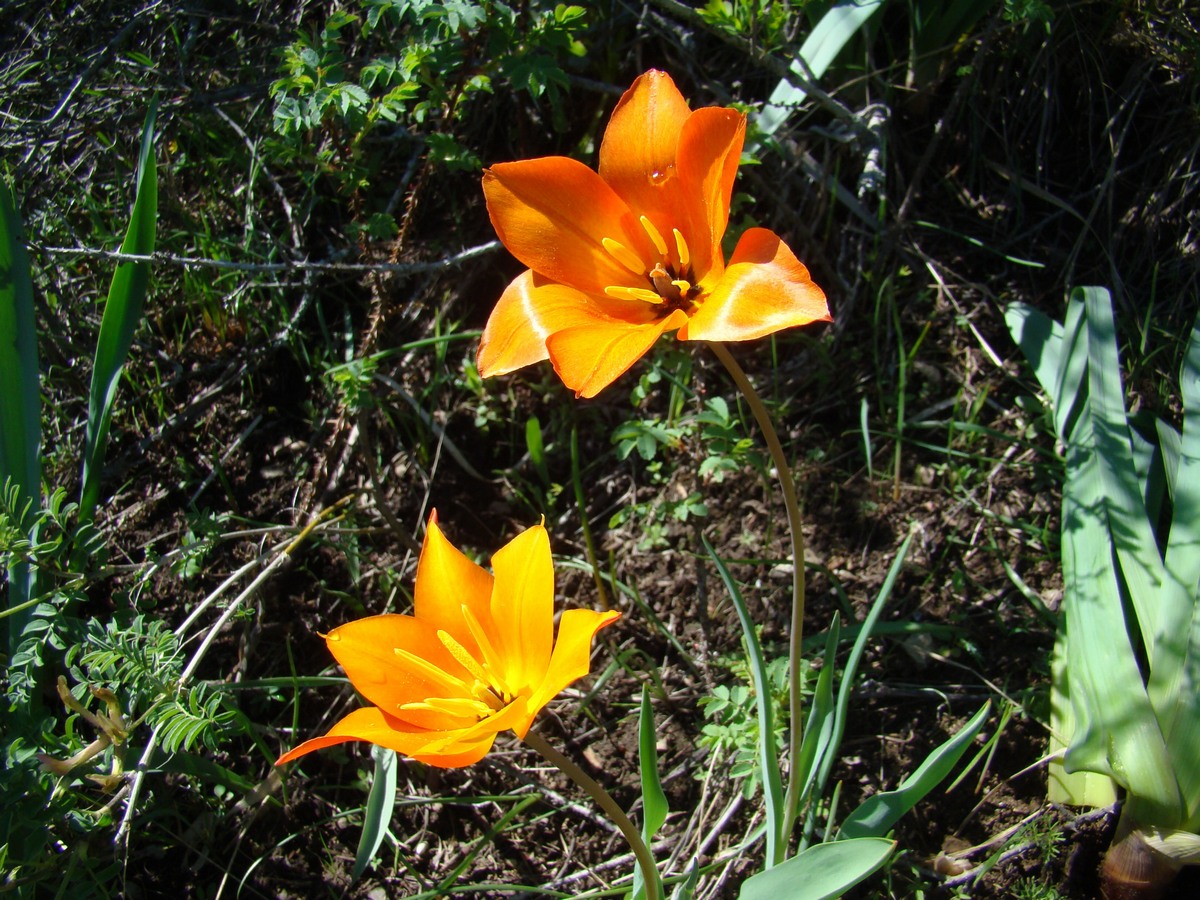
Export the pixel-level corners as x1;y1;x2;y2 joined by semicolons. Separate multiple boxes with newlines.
708;340;805;844
524;729;660;900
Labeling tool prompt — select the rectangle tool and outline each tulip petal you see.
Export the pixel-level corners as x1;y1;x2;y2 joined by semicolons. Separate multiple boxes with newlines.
680;228;831;342
325;614;476;731
546;308;690;398
488;522;554;696
675;107;746;282
414;511;493;652
599;70;692;222
520;608;622;738
483;159;651;296
478;272;656;379
275;707;495;769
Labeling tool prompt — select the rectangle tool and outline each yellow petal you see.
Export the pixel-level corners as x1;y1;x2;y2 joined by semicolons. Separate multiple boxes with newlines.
680;228;830;342
324;614;474;732
478;272;653;379
521;609;621;738
546;309;690;398
483;158;651;296
414;511;493;655
275;706;495;769
488;522;554;697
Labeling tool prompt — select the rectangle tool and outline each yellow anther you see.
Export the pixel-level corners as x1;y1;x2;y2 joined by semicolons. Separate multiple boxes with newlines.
671;279;692;294
673;228;690;269
601;237;646;275
605;285;665;304
640;216;668;257
393;647;471;696
437;630;491;686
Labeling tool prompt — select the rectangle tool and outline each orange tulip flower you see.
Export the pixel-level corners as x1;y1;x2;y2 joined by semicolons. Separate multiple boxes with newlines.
478;69;830;398
276;513;620;769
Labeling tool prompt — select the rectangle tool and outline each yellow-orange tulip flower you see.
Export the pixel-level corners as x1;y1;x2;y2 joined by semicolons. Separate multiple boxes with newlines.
478;69;831;398
276;513;620;769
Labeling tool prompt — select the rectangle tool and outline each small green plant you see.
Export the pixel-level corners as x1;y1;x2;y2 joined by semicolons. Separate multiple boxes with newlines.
699;653;792;799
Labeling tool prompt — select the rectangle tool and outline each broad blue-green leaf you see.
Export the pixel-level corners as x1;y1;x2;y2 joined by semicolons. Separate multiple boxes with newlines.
738;837;895;900
1004;303;1063;401
758;0;886;138
79;99;159;524
838;702;990;839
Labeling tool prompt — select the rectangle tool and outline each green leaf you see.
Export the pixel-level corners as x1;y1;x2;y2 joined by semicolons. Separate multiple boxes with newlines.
1004;303;1063;400
757;0;886;139
0;177;42;647
839;702;990;839
353;744;397;881
704;534;784;868
79;99;159;526
632;685;666;900
738;837;895;900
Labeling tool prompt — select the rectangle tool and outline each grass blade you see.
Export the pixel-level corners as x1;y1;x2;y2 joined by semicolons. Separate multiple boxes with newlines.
78;99;159;525
738;836;895;900
353;744;397;881
838;701;990;839
0;178;42;647
703;533;784;868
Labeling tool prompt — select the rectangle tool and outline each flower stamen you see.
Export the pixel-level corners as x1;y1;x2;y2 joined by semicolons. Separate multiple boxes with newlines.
601;237;646;275
437;630;491;687
605;285;665;304
640;216;668;258
402;697;492;718
393;647;472;696
673;228;690;269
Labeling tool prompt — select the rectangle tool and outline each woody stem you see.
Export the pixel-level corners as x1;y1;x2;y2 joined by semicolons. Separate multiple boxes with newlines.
524;729;660;900
709;340;806;846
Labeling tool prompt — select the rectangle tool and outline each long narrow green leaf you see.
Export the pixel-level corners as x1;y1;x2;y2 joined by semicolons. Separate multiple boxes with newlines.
1080;288;1170;656
838;702;990;839
78;99;159;524
814;532;913;798
703;534;784;868
632;685;666;900
738;837;895;900
1159;310;1200;828
353;744;397;881
792;617;840;817
0;178;42;648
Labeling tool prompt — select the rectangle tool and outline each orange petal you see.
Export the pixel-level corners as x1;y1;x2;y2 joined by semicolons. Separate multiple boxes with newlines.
478;271;653;379
546;308;690;398
488;522;554;697
275;707;495;769
483;159;651;296
598;70;691;221
414;511;493;654
674;107;746;282
680;228;830;342
324;614;475;732
521;608;621;738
